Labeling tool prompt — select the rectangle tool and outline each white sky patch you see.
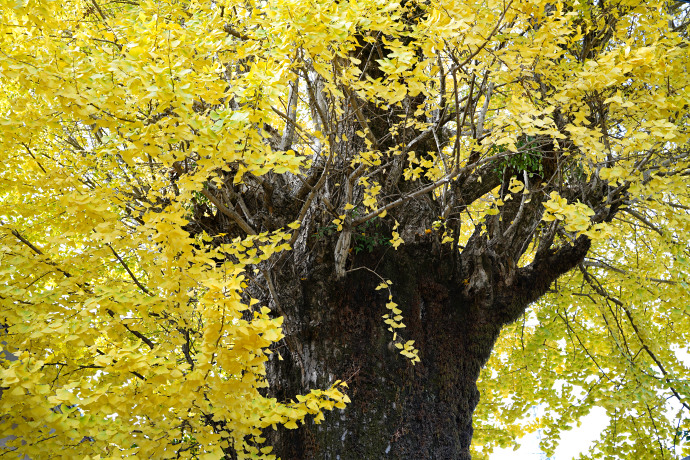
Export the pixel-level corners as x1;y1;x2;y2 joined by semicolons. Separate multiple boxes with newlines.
489;345;690;459
490;407;609;460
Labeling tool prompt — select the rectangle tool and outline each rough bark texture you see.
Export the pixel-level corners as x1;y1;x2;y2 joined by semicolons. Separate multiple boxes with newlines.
263;234;592;459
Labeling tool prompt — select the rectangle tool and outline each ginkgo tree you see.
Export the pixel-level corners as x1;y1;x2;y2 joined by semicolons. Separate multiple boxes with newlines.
1;0;690;458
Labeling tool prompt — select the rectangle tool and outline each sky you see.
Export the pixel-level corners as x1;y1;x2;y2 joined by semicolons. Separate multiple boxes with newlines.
490;407;609;460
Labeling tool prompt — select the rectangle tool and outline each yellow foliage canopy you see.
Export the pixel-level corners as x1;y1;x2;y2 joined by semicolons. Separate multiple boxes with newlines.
1;0;690;458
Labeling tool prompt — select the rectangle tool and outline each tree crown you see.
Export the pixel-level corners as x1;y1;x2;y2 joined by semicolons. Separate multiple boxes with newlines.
1;0;690;458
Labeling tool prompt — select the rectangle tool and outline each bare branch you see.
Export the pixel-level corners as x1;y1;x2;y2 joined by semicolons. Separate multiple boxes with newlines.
279;76;299;151
582;259;676;285
475;81;494;139
621;207;663;236
342;85;380;151
173;163;257;235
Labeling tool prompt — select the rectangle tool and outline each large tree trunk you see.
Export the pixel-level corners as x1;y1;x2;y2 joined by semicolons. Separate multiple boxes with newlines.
268;243;488;459
264;235;590;459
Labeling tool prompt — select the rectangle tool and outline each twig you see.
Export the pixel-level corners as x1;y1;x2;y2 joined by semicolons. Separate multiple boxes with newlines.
20;143;47;174
342;86;380;150
582;259;676;285
107;244;154;296
223;24;250;41
8;226;158;352
90;0;108;20
10;229;74;280
621;208;663;236
106;309;155;350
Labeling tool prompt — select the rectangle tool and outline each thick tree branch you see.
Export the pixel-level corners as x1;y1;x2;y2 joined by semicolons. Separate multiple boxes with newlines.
495;235;592;325
173;163;257;235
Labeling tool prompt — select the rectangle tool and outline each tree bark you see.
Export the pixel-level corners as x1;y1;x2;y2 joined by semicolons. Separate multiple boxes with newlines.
265;235;591;459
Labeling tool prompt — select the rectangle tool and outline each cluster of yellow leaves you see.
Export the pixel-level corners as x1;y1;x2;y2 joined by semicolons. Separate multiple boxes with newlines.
475;168;690;458
358;177;383;212
389;220;405;249
352;148;383;168
542;191;614;240
403;151;443;182
376;281;420;364
0;0;350;458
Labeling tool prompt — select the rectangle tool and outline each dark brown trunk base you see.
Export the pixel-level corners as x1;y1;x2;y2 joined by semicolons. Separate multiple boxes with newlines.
266;243;504;459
